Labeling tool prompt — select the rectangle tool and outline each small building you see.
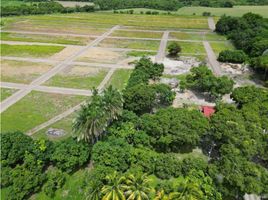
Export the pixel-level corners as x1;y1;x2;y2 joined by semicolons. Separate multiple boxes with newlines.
201;106;215;118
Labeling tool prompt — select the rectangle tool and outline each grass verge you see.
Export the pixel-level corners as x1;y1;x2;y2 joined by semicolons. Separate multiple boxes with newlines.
105;69;133;91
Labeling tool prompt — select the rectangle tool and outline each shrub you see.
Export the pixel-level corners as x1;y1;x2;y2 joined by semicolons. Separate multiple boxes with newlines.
167;42;182;57
202;12;211;16
218;50;248;63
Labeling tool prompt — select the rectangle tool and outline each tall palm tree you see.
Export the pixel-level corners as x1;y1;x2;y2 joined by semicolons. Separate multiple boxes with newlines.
101;172;126;200
72;87;123;144
122;174;152;200
103;85;124;121
72;89;107;143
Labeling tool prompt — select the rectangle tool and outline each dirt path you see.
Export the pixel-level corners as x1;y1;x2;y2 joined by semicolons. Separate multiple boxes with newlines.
0;25;120;113
208;17;216;31
155;31;169;63
203;41;222;76
26;68;115;135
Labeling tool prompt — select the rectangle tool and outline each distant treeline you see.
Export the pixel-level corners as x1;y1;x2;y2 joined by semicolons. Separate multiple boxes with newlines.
1;1;94;16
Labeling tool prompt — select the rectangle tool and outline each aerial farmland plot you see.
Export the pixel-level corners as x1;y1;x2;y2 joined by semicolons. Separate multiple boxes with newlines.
0;12;229;139
4;7;266;200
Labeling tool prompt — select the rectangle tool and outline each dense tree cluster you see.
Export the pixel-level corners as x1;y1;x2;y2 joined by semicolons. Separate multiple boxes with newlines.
0;132;91;199
1;1;95;16
218;49;248;63
180;66;234;99
216;13;268;82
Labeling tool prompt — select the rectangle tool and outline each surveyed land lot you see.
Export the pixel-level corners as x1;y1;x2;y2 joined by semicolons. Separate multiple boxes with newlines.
0;12;232;142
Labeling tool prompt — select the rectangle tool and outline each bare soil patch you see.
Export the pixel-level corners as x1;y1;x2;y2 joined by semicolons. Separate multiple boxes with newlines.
51;46;83;61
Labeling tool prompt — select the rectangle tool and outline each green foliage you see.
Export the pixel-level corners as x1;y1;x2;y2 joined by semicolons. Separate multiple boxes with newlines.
43;168;66;198
182;66;234;99
1;131;34;166
250;55;268;80
167;42;182;57
140;107;209;152
181;157;208;175
51;138;91;173
92;137;133;172
218;49;248;63
1;1;95;16
73;86;123;143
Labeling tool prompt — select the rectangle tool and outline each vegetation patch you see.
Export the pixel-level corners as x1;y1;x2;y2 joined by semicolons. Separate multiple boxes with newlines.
43;66;108;89
0;44;65;58
126;50;156;57
111;30;163;38
1;59;52;84
210;41;234;55
99;38;160;50
167;41;205;54
0;88;17;102
106;69;133;91
1;32;92;45
1;91;85;132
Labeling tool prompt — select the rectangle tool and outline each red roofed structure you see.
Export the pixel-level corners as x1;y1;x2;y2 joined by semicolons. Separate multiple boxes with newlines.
201;106;215;118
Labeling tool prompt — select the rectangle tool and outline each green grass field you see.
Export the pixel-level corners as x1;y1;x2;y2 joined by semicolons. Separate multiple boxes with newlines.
106;69;133;91
1;60;53;84
99;38;160;50
32;113;76;141
1;44;65;58
43;66;108;89
210;41;235;55
1;91;85;133
127;51;156;57
167;41;206;54
0;88;17;102
1;32;91;45
1;0;31;6
177;6;268;18
111;30;163;38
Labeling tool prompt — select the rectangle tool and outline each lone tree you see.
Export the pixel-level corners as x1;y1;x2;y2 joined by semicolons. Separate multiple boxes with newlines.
167;42;181;57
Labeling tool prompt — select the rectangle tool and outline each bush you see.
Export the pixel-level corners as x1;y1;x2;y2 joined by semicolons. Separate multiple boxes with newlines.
43;168;66;198
202;12;211;16
51;138;91;173
218;50;248;63
223;1;234;7
167;42;181;57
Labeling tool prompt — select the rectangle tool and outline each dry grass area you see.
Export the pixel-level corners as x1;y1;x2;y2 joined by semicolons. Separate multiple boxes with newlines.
1;59;53;84
76;48;127;64
51;46;84;61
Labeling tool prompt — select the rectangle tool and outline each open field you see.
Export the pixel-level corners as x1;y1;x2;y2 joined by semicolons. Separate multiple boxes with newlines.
99;38;160;50
167;41;206;54
177;6;268;18
0;88;18;102
106;69;133;91
1;59;53;84
210;41;235;55
43;66;108;89
111;30;163;38
1;32;92;45
1;91;85;133
1;44;65;58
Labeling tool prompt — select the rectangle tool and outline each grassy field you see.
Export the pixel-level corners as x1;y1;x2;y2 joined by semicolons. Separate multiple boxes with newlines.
43;66;108;89
177;6;268;18
1;44;65;58
127;51;156;57
1;60;53;84
111;30;163;38
106;69;133;91
32;113;76;141
1;0;31;6
99;38;160;50
167;41;206;54
1;32;91;45
1;91;85;133
0;88;17;102
210;41;235;55
169;32;227;41
2;13;209;32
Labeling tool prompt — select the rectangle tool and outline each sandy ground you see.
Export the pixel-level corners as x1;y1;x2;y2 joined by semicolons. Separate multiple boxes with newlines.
51;46;84;61
1;60;52;83
77;48;127;64
61;65;101;76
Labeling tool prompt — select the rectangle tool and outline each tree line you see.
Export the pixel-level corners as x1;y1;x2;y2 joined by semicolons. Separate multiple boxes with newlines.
1;1;94;17
215;13;268;84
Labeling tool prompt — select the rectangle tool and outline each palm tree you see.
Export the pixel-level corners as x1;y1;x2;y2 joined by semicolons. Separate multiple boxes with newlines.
72;89;107;143
72;87;123;144
101;172;126;200
122;174;152;200
103;86;124;121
